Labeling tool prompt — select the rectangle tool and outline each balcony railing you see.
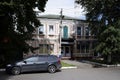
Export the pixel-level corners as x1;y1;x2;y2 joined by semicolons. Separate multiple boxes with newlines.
76;35;96;40
73;53;94;57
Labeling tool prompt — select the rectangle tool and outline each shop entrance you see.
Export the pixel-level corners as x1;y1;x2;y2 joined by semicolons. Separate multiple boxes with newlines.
61;46;71;57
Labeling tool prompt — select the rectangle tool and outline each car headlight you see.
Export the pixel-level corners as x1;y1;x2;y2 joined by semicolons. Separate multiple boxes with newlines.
7;64;12;67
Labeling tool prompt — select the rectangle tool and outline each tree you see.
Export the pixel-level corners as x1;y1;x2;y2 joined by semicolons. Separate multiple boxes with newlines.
75;0;120;63
0;0;47;66
96;25;120;63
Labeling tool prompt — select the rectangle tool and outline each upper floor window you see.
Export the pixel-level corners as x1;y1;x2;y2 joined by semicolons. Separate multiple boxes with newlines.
77;27;81;35
63;26;68;39
38;24;44;34
49;25;54;34
85;27;89;36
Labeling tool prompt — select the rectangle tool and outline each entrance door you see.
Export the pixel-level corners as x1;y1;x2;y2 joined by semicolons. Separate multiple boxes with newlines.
65;46;71;57
61;46;71;57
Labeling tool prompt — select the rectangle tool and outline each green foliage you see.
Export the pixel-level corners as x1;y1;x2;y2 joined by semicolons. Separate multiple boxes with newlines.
76;0;120;35
96;26;120;55
0;0;48;66
76;0;120;63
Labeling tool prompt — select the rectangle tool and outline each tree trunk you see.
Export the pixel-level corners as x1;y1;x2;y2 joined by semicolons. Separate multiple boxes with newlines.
107;54;112;64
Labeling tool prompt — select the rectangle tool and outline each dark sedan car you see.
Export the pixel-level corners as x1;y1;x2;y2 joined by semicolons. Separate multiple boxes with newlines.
6;54;62;75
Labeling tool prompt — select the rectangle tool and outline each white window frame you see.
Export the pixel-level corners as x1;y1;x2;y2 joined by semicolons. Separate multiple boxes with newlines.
49;25;54;35
85;27;90;36
38;24;44;34
77;26;82;36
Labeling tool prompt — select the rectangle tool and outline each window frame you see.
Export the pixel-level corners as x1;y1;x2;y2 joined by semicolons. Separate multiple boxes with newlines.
77;27;82;36
49;25;54;35
38;24;44;35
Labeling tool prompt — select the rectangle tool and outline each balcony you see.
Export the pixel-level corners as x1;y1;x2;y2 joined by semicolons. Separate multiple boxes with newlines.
73;53;94;57
76;35;96;40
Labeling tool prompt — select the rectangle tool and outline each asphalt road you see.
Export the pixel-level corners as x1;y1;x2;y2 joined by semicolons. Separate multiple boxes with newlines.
1;67;120;80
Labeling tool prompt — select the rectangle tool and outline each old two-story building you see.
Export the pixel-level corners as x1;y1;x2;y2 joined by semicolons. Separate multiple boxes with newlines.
27;14;96;59
73;21;97;59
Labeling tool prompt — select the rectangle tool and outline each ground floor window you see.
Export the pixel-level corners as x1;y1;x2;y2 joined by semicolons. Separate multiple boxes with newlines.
39;44;54;54
77;41;90;53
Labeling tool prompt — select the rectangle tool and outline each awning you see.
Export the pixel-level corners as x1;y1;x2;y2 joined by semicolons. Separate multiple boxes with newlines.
61;42;74;45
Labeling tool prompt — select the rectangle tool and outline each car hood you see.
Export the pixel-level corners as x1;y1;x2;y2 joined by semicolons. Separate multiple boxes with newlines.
7;60;23;67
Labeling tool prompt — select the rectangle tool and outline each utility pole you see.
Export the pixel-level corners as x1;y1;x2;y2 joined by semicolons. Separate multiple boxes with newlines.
59;8;63;57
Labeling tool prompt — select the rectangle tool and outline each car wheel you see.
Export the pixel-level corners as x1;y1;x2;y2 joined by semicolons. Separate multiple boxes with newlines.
48;65;56;73
11;67;21;75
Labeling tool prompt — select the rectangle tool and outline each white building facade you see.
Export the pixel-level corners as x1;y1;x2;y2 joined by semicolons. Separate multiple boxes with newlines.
27;14;96;59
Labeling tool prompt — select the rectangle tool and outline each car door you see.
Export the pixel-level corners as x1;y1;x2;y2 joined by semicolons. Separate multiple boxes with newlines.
36;56;48;71
21;56;39;72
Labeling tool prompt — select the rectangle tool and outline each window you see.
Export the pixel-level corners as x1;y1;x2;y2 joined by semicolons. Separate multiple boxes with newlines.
25;57;38;62
85;27;89;36
49;25;54;34
38;24;44;34
39;56;47;61
77;27;81;35
39;44;49;53
39;44;54;54
63;26;68;38
48;56;57;61
81;42;90;53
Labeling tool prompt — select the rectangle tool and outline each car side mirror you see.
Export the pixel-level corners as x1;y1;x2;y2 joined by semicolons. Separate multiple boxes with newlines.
23;61;27;64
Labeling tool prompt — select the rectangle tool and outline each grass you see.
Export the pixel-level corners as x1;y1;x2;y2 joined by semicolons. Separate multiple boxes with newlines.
61;61;75;67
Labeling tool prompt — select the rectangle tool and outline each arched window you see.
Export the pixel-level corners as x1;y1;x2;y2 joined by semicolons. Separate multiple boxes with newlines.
63;26;68;39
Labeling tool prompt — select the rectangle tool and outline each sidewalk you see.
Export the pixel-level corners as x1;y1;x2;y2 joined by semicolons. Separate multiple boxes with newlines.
61;60;93;69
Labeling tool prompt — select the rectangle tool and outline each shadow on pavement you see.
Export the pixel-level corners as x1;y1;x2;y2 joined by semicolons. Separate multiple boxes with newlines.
0;69;12;80
20;70;61;75
78;60;105;68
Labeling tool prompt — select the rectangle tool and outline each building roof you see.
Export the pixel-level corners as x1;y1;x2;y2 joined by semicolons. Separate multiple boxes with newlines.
37;14;83;21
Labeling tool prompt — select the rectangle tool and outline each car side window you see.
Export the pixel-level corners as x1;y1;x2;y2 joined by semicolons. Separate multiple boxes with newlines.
48;56;57;61
39;56;47;62
25;57;38;62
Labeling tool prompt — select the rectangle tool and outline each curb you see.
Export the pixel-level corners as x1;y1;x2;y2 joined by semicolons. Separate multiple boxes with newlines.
61;66;77;69
101;64;120;67
82;60;120;68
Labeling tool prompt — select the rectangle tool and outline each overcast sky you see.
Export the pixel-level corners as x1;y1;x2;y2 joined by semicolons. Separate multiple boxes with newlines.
37;0;86;19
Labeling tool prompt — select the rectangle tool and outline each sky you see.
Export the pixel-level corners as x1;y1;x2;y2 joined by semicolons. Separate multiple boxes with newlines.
37;0;86;19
